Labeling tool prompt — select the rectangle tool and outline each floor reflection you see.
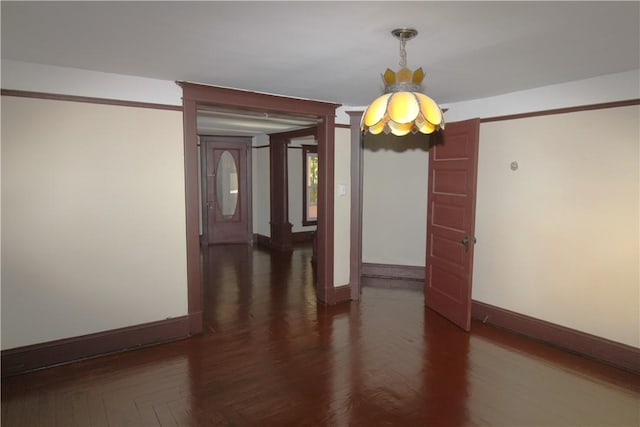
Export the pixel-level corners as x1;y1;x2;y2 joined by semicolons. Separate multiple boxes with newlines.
421;308;470;426
197;243;639;425
2;243;638;426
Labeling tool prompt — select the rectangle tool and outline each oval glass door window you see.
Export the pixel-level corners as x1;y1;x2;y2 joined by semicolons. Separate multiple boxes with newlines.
216;151;239;219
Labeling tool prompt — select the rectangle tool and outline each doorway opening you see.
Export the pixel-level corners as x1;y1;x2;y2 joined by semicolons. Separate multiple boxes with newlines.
347;112;480;331
180;82;340;335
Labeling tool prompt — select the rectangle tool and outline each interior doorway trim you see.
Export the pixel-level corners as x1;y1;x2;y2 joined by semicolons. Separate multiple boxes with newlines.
346;111;364;301
178;82;340;334
269;126;318;251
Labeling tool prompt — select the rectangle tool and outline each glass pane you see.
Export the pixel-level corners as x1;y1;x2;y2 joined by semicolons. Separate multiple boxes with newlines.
216;151;238;218
306;152;318;221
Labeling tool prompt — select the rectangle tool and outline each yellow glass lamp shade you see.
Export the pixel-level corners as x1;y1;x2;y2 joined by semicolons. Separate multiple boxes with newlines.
361;91;445;136
361;28;445;137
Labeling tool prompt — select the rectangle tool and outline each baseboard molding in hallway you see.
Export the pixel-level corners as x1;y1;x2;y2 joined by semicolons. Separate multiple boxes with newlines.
1;314;195;376
472;301;640;373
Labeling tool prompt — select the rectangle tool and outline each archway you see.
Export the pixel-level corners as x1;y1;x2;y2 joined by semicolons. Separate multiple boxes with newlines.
179;82;339;334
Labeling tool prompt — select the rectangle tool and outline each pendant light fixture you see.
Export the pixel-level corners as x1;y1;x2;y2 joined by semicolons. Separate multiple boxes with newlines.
361;28;445;136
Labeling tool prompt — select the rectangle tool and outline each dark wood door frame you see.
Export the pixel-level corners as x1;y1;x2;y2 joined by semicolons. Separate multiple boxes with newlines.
200;135;252;246
346;111;479;320
268;135;293;251
179;82;340;335
347;112;364;301
269;127;318;252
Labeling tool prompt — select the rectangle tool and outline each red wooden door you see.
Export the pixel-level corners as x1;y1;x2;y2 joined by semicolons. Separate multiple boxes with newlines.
425;118;480;331
201;136;251;244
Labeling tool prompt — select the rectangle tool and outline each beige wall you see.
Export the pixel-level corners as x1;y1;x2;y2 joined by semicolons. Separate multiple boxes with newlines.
252;135;271;237
473;105;639;347
333;127;351;286
360;105;639;347
362;133;429;267
1;96;188;349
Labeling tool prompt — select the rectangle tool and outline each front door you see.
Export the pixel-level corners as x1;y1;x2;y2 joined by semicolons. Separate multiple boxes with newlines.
425;119;480;331
201;136;251;245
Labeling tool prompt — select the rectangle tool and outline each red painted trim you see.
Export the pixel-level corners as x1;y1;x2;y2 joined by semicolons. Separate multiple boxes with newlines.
472;300;640;373
302;144;318;227
1;315;194;377
188;311;203;336
253;233;271;249
199;140;209;246
347;111;364;301
269;136;293;251
1;89;182;111
362;263;425;281
362;276;423;291
291;231;315;243
316;113;336;304
177;82;339;115
481;99;640;123
361;263;423;291
270;126;318;140
333;285;352;304
253;232;314;248
182;98;203;333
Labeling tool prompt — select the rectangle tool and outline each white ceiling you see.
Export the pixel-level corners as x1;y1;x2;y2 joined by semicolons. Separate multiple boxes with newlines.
2;1;639;133
197;105;320;136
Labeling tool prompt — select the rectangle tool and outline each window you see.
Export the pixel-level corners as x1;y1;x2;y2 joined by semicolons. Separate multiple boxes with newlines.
302;145;318;226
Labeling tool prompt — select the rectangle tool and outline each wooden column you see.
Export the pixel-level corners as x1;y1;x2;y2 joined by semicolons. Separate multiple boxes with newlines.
347;111;364;301
269;135;293;251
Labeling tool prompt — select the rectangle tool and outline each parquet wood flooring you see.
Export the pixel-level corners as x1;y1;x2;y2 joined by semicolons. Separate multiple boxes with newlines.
2;244;639;426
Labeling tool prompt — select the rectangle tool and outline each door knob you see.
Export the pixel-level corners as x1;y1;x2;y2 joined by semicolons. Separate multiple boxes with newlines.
461;235;476;252
461;235;470;252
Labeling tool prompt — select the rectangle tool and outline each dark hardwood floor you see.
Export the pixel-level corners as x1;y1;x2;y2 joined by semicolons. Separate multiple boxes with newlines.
2;243;639;426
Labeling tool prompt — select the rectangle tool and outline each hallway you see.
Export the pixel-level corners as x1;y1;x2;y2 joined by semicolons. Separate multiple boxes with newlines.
2;244;639;426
